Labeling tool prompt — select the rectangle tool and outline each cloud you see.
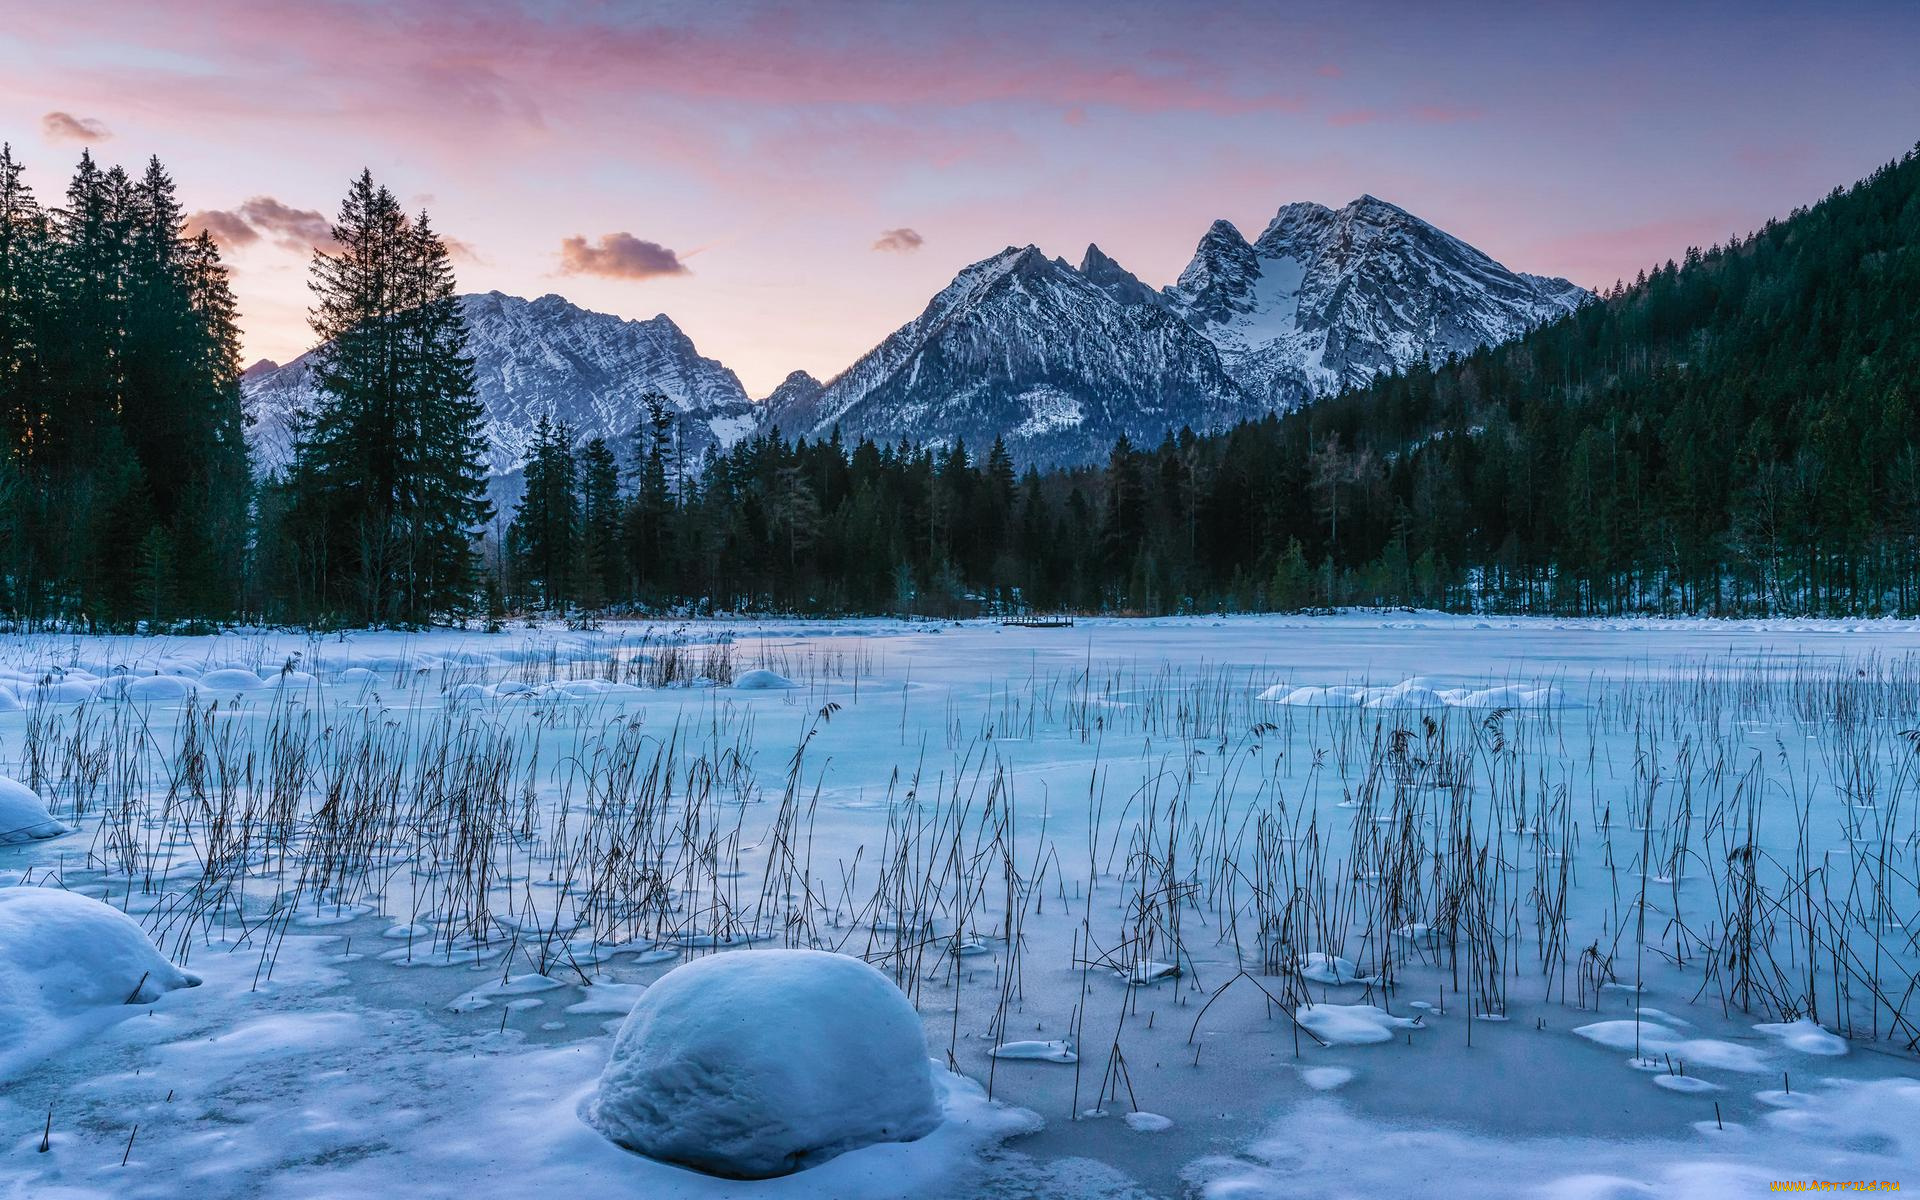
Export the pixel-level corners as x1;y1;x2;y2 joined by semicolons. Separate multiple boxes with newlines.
182;196;338;254
183;209;261;251
237;196;337;252
42;111;111;142
871;227;924;253
442;235;483;263
557;233;688;280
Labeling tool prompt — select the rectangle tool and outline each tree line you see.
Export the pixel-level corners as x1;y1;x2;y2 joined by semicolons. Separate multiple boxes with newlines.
0;145;249;624
496;146;1920;620
3;143;1918;627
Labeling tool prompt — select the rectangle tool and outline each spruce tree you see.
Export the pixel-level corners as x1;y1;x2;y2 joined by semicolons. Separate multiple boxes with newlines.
508;414;577;610
577;435;621;609
286;172;489;625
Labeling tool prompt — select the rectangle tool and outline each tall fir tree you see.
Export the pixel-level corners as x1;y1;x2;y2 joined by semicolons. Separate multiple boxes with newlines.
508;414;579;610
280;172;488;625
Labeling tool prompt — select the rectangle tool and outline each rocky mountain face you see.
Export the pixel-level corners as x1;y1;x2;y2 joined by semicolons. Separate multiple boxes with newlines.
241;291;756;478
772;198;1585;462
759;370;826;439
1163;195;1587;405
242;200;1587;477
762;244;1252;464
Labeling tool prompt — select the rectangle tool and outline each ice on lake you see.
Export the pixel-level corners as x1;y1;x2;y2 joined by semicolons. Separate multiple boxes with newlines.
2;612;1918;1197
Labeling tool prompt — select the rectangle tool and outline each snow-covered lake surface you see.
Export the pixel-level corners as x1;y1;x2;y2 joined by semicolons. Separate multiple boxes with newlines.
2;612;1918;1197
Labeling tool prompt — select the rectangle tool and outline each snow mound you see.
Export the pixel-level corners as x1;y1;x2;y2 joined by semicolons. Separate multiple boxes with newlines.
1755;1017;1848;1056
990;1037;1078;1063
1298;952;1370;985
198;668;266;692
734;668;799;690
1364;681;1449;709
123;674;199;701
1295;1003;1424;1046
586;948;940;1178
1573;1016;1768;1072
0;777;67;843
1299;1065;1355;1090
0;887;200;1045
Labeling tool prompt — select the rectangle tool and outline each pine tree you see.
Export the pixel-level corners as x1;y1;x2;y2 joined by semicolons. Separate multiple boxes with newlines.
284;172;488;625
624;394;674;596
0;145;53;616
577;435;621;609
509;414;577;610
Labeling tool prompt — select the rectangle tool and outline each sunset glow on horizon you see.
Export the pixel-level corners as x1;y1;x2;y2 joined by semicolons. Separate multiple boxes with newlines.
4;0;1914;395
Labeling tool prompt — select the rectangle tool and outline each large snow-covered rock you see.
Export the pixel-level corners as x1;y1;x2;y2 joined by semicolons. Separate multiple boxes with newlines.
0;887;201;1043
586;949;940;1178
0;777;67;843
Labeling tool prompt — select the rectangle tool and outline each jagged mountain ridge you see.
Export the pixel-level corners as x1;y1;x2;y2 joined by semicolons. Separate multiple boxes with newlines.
771;196;1586;461
242;197;1588;475
765;244;1252;463
1163;195;1587;404
241;291;756;478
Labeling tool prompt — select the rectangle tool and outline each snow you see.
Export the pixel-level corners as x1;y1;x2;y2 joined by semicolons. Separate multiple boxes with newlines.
733;668;799;690
2;612;1919;1198
1262;677;1572;709
123;674;199;701
1754;1018;1849;1057
1294;1003;1424;1046
198;667;267;692
1297;952;1369;986
587;949;942;1178
0;777;67;843
990;1038;1079;1063
0;887;199;1073
1184;1078;1920;1200
1573;1015;1769;1073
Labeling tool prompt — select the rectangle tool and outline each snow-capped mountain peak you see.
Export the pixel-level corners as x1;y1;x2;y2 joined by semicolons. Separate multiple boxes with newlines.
779;240;1248;464
1167;195;1587;404
241;291;756;479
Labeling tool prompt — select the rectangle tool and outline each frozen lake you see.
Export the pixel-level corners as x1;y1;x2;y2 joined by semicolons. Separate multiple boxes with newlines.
2;613;1917;1197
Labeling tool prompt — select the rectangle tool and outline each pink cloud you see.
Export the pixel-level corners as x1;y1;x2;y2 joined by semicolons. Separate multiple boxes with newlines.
558;233;689;280
185;196;338;254
10;1;1318;131
41;110;110;142
872;227;924;253
183;208;258;250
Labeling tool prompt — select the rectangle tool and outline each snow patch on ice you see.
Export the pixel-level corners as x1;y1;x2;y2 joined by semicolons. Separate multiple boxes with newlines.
1754;1017;1848;1057
1295;1003;1423;1046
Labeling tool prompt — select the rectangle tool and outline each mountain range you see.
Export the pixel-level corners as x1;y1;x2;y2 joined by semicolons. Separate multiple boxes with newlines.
241;195;1586;473
241;292;755;479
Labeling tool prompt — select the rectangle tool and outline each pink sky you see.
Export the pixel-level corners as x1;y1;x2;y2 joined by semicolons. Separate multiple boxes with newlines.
4;0;1915;396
